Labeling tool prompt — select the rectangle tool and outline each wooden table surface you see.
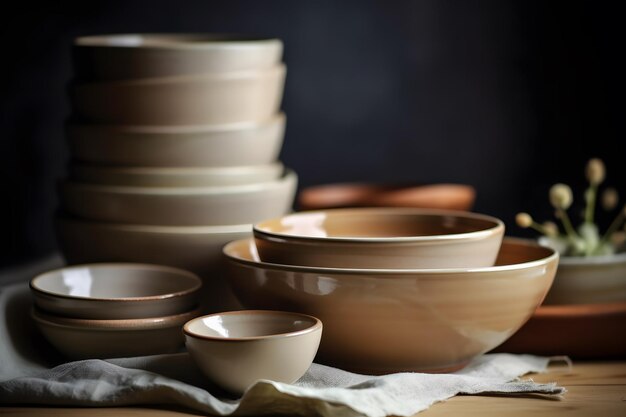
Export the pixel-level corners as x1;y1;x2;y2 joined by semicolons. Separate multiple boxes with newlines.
2;361;625;417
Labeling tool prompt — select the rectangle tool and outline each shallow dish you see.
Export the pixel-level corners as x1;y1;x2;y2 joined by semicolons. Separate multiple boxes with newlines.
60;169;297;226
67;114;285;167
74;34;283;81
184;310;322;394
30;263;202;319
70;163;284;187
224;237;558;374
71;65;285;125
55;218;252;312
298;183;476;211
254;208;504;269
32;307;200;359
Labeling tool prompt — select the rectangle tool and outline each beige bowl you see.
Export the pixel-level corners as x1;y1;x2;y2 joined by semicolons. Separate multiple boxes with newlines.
32;307;200;359
254;208;504;269
224;237;558;374
71;65;285;125
184;310;322;394
70;163;284;187
74;34;283;81
60;169;297;226
55;218;252;313
30;263;202;319
67;114;285;167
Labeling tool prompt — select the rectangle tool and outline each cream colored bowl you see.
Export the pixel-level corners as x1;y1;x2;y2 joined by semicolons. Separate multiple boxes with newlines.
254;208;505;269
32;307;200;359
60;170;297;226
224;238;558;374
55;218;252;313
74;34;283;81
71;65;285;125
67;114;285;167
184;310;322;394
70;163;284;187
30;263;202;319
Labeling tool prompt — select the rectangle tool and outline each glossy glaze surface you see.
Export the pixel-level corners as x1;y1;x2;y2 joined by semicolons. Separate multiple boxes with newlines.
224;238;558;373
31;263;201;319
184;310;322;393
254;208;504;268
71;65;285;125
60;170;297;226
67;114;285;168
74;34;283;80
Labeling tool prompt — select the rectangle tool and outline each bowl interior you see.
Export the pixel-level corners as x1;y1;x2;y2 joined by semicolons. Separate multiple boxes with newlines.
32;264;201;300
185;311;319;339
255;209;500;240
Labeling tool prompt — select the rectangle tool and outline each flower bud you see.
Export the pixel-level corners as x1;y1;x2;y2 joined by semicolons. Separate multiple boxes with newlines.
586;158;606;186
515;212;533;228
543;221;559;237
549;183;573;210
602;188;619;211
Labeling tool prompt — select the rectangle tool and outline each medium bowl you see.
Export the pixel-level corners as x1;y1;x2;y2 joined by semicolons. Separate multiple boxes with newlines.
184;310;322;394
60;169;297;226
74;34;283;81
30;263;202;319
67;114;285;167
70;162;284;187
224;237;558;374
70;65;286;125
298;183;476;211
32;307;200;359
55;218;252;313
254;208;504;269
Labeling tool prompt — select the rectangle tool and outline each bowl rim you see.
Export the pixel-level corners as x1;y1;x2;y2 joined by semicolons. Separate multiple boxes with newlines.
70;162;284;177
253;208;504;244
556;250;626;266
61;168;296;195
183;310;323;342
31;306;201;330
74;33;282;50
224;237;559;275
30;263;202;303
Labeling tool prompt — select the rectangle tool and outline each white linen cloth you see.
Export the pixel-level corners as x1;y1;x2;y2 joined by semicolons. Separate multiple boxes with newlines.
0;259;565;417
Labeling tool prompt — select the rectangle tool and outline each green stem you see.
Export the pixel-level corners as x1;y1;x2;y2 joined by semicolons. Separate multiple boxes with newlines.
584;186;597;224
600;207;625;244
558;208;579;243
530;222;553;237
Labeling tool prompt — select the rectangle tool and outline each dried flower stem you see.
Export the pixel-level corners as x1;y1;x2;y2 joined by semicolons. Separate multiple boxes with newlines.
556;207;579;242
600;205;626;244
584;186;597;224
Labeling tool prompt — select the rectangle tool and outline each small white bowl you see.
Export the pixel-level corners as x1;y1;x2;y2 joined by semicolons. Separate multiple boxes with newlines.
30;263;202;319
32;307;200;359
184;310;322;394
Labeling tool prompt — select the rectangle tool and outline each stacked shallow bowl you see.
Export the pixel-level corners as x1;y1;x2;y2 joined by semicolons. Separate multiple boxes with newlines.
56;34;296;312
224;208;560;374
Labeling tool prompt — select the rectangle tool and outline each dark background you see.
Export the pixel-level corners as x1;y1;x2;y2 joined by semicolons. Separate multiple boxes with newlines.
2;0;625;266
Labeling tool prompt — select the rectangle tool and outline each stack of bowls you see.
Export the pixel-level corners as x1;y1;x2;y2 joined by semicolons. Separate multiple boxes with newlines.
55;34;297;312
29;263;202;359
224;208;560;374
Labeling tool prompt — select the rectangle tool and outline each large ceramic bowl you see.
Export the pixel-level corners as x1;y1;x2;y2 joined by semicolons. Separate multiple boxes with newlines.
74;34;283;81
70;163;284;187
184;310;322;394
71;65;285;125
60;170;297;226
542;252;626;305
254;208;504;269
32;307;200;359
67;114;285;167
30;263;202;319
224;238;558;374
55;218;252;312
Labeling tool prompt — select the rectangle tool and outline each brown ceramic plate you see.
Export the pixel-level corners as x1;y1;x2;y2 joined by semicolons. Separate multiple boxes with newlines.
298;183;475;211
494;302;626;358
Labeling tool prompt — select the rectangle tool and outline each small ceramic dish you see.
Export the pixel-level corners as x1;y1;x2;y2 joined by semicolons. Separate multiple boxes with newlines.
184;310;322;394
32;307;200;359
67;113;285;168
298;183;476;211
224;237;558;374
74;34;283;81
70;65;285;125
254;208;504;269
59;169;297;226
30;263;202;319
70;162;284;187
